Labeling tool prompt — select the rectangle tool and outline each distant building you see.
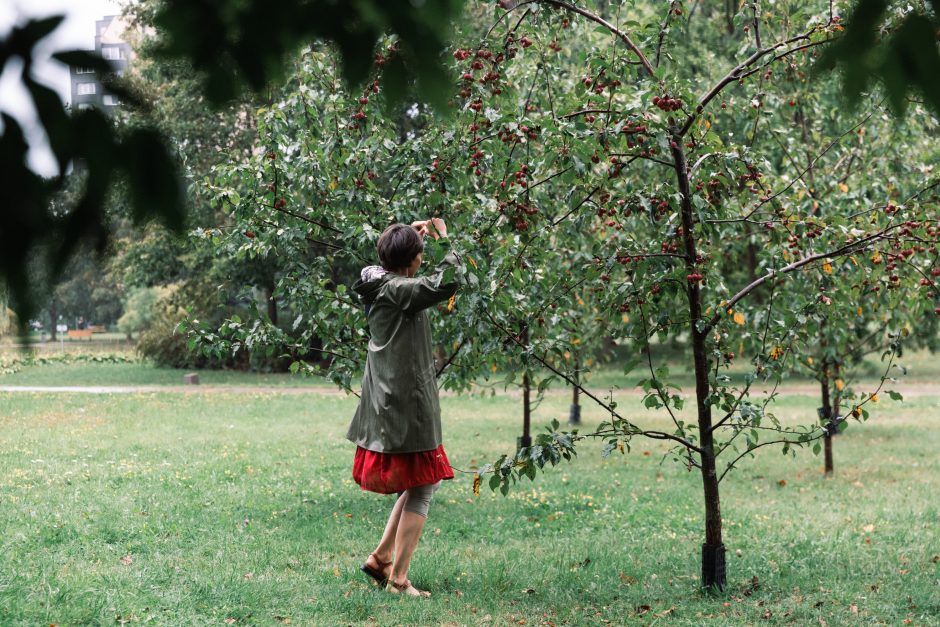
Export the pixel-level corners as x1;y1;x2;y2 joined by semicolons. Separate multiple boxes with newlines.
69;15;133;112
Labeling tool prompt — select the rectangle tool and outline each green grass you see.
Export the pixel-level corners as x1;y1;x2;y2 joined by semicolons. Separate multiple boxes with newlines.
3;348;937;395
0;360;318;388
0;366;938;625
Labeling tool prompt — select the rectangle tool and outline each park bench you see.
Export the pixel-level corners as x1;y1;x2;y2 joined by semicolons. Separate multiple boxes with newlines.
89;325;107;333
67;329;93;340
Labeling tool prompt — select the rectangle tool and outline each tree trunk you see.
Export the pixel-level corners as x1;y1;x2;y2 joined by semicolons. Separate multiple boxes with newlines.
569;349;581;425
49;301;58;342
265;285;278;326
672;136;725;590
724;0;735;34
821;371;834;476
519;323;532;450
828;362;843;475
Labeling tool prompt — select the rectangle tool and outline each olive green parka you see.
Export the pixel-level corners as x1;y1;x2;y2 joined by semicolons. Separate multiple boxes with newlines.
346;250;461;453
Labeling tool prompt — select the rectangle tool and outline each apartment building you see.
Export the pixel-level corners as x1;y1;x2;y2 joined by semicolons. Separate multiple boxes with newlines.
69;15;132;112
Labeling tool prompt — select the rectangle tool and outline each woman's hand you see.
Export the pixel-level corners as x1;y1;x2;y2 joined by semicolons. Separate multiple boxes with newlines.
427;217;447;239
411;220;429;237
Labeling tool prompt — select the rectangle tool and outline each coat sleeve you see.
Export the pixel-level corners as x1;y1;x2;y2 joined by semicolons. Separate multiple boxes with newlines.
389;250;462;315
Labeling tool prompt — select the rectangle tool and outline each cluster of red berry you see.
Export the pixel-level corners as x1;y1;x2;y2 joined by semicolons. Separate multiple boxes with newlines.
498;198;539;231
653;95;683;112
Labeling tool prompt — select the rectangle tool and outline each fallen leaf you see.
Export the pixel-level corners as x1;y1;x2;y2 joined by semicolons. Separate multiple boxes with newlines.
332;567;341;577
777;479;787;487
931;555;939;563
224;620;237;625
119;554;133;566
274;616;291;625
762;609;772;619
634;605;651;616
243;573;253;581
850;604;858;614
522;587;535;594
619;572;637;585
862;524;875;533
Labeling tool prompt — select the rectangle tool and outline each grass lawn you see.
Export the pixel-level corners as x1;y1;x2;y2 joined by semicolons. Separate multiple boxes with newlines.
0;360;319;388
0;371;938;624
3;348;937;397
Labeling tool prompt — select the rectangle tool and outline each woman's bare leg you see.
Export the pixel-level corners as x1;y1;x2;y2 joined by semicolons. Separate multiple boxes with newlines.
387;510;429;595
387;483;439;596
365;492;406;579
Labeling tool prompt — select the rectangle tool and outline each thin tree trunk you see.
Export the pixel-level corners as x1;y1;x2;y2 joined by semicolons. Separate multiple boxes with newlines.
829;362;843;475
821;369;834;476
520;323;532;449
672;136;725;590
725;0;735;34
570;349;581;425
265;286;278;326
49;301;57;342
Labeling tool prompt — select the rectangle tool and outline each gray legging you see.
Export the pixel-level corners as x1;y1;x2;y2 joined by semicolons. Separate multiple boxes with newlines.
400;481;440;518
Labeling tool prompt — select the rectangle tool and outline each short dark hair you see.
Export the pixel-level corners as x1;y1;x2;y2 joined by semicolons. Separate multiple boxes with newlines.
377;223;424;271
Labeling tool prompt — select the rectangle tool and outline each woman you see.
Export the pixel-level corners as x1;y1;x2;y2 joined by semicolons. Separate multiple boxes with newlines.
347;218;460;597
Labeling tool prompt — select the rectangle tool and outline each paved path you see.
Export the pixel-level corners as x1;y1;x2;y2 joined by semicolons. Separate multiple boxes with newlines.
0;384;347;395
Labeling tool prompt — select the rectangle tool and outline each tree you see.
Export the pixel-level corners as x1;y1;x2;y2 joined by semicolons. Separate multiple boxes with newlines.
0;17;183;327
0;1;465;332
177;0;940;592
6;0;938;336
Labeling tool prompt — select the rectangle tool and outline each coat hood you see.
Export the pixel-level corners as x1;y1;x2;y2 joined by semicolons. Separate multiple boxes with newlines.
353;265;388;305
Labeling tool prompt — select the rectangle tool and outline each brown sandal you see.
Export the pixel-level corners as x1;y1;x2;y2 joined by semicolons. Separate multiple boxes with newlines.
360;553;392;586
386;579;430;597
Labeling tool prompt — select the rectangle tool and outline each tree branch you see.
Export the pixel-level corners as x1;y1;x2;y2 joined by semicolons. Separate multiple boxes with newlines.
678;24;832;137
483;308;703;454
703;225;903;334
535;0;656;76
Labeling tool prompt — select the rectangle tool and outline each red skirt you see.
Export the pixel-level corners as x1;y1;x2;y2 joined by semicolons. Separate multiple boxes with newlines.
352;444;455;494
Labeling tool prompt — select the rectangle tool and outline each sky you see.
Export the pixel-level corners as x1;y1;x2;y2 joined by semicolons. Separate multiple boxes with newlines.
0;0;125;175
